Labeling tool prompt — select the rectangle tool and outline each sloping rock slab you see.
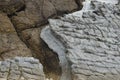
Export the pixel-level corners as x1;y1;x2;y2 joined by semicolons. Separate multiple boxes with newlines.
41;0;120;80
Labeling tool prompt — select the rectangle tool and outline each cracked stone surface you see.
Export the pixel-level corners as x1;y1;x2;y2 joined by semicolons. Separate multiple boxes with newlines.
0;12;32;60
0;57;45;80
0;0;83;79
41;0;120;80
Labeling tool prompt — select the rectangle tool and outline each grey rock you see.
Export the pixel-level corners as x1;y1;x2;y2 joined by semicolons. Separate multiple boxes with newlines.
0;57;45;80
41;0;120;80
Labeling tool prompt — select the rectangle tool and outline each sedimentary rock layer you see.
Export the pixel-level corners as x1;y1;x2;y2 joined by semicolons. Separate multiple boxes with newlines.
0;57;45;80
41;0;120;80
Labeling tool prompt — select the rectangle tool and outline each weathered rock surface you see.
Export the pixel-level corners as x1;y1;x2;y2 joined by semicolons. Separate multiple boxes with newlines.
11;0;79;31
0;12;32;60
0;0;84;79
0;57;45;80
10;0;83;79
0;0;24;14
41;0;120;80
20;28;62;79
0;0;83;79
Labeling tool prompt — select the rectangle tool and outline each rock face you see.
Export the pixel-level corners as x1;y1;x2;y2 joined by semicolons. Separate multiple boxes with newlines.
41;0;120;80
0;0;83;79
20;27;62;79
0;12;32;60
0;0;24;14
11;0;79;31
0;57;45;80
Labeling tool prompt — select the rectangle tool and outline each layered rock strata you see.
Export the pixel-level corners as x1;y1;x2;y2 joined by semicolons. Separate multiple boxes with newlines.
0;57;45;80
41;0;120;80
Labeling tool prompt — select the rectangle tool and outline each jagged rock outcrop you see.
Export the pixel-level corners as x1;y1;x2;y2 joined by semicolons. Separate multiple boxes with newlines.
0;57;45;80
41;0;120;80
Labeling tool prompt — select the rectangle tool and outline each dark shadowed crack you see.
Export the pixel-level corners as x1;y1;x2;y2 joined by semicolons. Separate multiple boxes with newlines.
75;0;84;9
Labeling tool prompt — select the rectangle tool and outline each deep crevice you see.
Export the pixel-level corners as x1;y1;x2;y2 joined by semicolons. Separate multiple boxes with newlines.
8;18;62;79
75;0;84;10
7;13;17;18
16;4;26;12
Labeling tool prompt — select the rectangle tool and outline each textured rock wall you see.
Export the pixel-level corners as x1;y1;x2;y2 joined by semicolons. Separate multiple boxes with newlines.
0;0;24;14
0;57;45;80
41;0;120;80
0;12;32;61
0;0;83;79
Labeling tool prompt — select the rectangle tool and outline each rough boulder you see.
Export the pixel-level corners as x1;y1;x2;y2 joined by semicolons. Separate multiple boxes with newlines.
41;0;120;80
